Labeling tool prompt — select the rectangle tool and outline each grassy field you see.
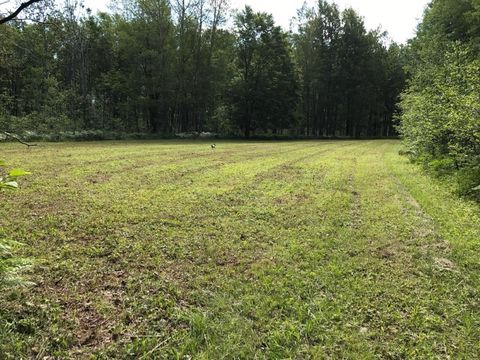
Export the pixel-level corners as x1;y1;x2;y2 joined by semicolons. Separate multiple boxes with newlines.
0;140;479;359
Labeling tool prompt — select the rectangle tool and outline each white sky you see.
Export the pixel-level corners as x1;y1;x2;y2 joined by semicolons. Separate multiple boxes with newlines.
1;0;431;43
228;0;430;43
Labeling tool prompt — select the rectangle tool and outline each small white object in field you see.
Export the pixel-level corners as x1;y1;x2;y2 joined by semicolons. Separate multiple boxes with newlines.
211;144;217;150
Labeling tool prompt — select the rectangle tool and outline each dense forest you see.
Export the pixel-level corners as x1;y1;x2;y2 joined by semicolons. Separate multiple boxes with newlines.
0;0;406;138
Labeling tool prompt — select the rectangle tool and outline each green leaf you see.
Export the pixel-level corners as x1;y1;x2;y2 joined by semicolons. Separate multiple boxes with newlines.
4;181;18;188
0;160;6;167
472;185;480;191
8;169;31;178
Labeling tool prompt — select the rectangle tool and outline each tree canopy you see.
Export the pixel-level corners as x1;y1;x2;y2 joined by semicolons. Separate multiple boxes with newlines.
0;0;405;138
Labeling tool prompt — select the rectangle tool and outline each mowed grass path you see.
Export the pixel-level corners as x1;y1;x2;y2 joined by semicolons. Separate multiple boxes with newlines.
1;140;479;359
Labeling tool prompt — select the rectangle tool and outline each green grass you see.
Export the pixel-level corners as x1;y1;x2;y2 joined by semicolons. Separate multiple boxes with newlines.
0;140;479;359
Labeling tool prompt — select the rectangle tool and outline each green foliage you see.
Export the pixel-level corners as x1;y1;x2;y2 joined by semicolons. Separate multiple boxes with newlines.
0;0;404;138
457;168;480;199
230;6;298;137
293;1;406;137
0;162;31;190
400;46;480;162
0;161;31;288
399;0;480;196
0;0;234;135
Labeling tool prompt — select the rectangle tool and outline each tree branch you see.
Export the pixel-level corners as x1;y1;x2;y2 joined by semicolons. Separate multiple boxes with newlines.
0;0;44;24
1;131;38;147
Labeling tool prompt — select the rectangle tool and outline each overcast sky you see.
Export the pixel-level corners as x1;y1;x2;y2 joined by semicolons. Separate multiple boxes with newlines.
1;0;430;43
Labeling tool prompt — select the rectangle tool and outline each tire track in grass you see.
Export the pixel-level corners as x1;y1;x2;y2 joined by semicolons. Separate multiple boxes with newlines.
122;141;479;359
319;141;479;359
70;141;338;247
1;142;323;248
147;142;370;358
384;147;480;358
257;141;421;358
72;141;364;358
137;141;328;187
29;142;308;187
0;141;354;358
110;141;357;265
3;141;340;265
92;141;348;226
98;142;352;356
6;140;441;359
181;140;461;359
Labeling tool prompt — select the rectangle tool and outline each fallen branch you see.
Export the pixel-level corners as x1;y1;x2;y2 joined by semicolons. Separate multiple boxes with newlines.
1;131;38;147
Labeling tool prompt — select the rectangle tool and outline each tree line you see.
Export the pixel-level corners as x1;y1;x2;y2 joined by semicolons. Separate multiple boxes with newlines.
399;0;480;196
0;0;407;138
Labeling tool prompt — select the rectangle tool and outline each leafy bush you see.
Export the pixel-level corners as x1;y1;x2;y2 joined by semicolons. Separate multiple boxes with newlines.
399;44;480;196
427;158;457;176
0;160;31;288
0;160;31;190
457;166;480;199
